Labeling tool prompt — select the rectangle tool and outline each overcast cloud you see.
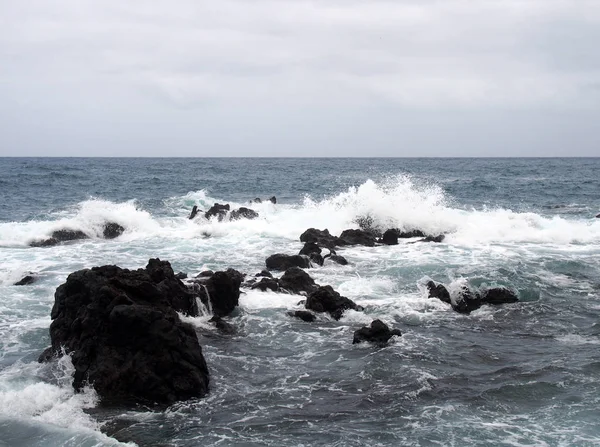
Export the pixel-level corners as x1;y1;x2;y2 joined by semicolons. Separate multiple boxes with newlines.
1;0;599;156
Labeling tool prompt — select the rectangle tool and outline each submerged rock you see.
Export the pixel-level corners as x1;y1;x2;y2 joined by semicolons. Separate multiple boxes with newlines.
230;207;259;220
39;259;208;405
305;285;362;320
255;269;273;278
415;235;445;243
353;319;402;344
266;254;311;271
323;250;348;265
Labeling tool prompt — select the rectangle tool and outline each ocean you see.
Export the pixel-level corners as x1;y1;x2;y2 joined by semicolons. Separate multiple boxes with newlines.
0;157;599;447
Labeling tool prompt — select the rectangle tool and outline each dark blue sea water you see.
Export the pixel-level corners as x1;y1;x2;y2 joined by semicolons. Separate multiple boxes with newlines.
1;158;599;446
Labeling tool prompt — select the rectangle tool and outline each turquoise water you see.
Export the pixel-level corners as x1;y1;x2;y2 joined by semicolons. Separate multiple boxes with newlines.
0;158;599;446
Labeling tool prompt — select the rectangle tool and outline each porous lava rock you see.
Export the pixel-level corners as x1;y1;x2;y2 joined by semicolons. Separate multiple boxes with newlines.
39;259;208;405
353;319;402;344
305;285;362;320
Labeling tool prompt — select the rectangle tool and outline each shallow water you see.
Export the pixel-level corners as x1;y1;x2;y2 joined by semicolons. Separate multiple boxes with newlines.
0;158;599;446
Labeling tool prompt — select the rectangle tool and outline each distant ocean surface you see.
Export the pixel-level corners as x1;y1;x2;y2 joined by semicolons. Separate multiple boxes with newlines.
1;157;599;447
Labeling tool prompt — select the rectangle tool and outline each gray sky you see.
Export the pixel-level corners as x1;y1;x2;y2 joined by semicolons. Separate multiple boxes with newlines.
1;0;599;156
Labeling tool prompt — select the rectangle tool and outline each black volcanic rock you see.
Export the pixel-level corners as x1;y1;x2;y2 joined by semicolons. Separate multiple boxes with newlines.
353;319;402;344
398;229;427;238
195;269;243;317
14;275;37;286
103;222;125;239
426;280;451;304
189;206;199;220
339;229;376;247
381;229;399;245
39;259;209;405
30;229;89;247
230;207;259;220
205;203;230;221
299;228;341;248
305;285;362;320
269;196;277;204
451;286;483;314
299;242;322;256
251;277;280;292
266;254;311;271
415;235;445;243
279;267;318;295
480;287;519;305
309;253;324;266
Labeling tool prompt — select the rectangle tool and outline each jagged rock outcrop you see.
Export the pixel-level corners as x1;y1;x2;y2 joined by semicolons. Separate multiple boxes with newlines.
194;269;243;317
266;254;311;271
338;229;377;247
30;229;89;247
189;206;199;219
39;259;208;405
427;281;519;314
353;319;402;344
305;285;362;320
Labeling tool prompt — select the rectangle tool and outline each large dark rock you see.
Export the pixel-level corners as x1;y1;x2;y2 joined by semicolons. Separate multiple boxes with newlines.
251;277;280;292
381;229;399;245
30;229;90;247
480;287;519;305
255;269;273;278
415;235;445;243
287;310;316;322
189;206;199;220
204;203;230;221
309;253;324;266
39;259;209;405
339;229;377;247
103;222;125;239
426;280;451;304
323;250;348;265
305;286;362;320
299;242;321;256
353;319;402;344
266;254;311;271
195;269;243;317
279;267;318;295
14;275;37;286
299;228;341;248
398;229;427;238
230;207;259;220
451;286;483;314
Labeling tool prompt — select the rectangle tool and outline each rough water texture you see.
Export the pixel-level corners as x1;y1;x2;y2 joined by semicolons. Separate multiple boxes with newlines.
0;157;599;446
